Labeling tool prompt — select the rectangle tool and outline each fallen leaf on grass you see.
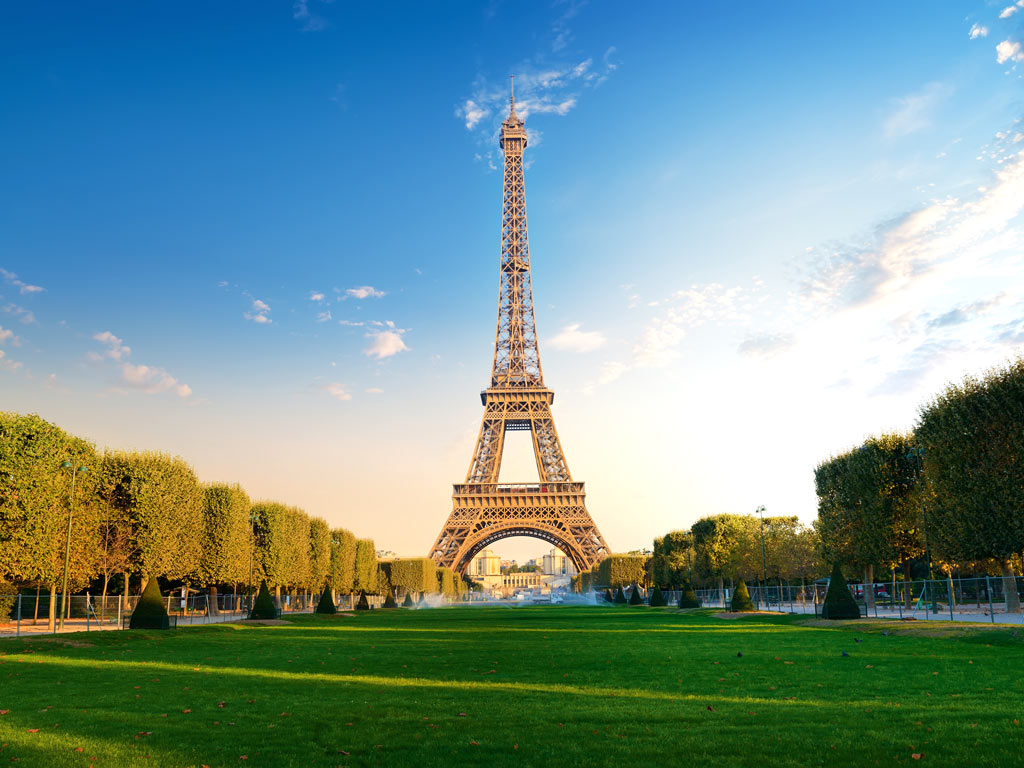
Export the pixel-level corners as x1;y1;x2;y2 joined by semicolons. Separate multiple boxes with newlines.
74;748;83;753
25;730;38;734
217;702;226;708
912;754;923;760
182;709;191;714
458;713;467;717
0;711;8;715
470;741;479;746
337;750;350;755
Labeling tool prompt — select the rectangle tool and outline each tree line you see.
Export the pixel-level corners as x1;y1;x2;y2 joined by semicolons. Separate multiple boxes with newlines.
815;357;1024;611
0;412;382;628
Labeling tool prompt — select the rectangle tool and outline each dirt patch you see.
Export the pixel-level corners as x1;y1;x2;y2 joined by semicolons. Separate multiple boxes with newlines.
795;617;1014;638
24;637;94;648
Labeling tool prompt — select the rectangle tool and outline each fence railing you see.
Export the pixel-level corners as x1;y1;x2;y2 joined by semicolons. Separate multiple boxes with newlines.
683;576;1024;623
0;591;385;638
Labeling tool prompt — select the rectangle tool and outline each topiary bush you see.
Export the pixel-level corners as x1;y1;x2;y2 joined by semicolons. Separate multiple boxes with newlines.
604;588;614;603
315;586;337;614
649;585;667;606
614;587;627;604
822;563;861;619
130;577;171;629
402;592;415;608
417;593;427;607
678;583;701;608
628;584;644;605
730;580;755;612
249;579;280;620
355;590;370;610
383;589;398;608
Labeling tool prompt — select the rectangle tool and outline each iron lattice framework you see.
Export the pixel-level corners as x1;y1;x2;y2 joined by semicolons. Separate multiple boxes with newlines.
429;82;610;575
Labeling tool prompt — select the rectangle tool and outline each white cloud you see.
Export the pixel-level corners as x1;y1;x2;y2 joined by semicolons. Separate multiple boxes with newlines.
119;362;192;397
325;382;352;401
244;298;272;324
338;319;365;326
0;267;43;295
316;310;332;323
0;326;15;345
996;40;1023;64
0;349;22;372
549;323;606;353
2;304;35;325
970;23;989;39
883;82;953;139
738;332;795;359
93;330;131;360
364;327;409;359
460;99;488;130
365;387;384;394
344;286;385;300
293;0;329;31
309;291;325;302
999;5;1019;19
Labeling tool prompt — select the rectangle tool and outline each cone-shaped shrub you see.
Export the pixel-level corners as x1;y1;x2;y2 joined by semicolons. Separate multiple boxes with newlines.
604;588;614;603
315;587;337;614
355;590;370;610
629;584;644;605
402;592;415;608
649;585;667;606
417;593;427;607
678;583;701;608
822;563;861;619
730;580;755;612
614;587;627;604
383;590;398;608
129;577;170;630
249;579;280;620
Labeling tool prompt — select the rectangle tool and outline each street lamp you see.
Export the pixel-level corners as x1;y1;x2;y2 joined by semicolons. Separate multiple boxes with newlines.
756;505;768;605
59;461;87;631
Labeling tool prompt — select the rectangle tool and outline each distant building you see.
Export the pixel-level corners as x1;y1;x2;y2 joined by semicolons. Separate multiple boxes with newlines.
542;548;577;577
467;547;576;597
468;549;501;577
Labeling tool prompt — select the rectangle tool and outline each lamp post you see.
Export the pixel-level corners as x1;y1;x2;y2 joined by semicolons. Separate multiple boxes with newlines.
756;505;768;605
59;461;87;631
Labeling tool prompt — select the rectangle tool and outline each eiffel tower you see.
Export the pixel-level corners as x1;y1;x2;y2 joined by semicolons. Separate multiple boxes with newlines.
429;79;610;574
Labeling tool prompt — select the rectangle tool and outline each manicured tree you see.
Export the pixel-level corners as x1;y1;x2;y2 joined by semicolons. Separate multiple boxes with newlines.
692;514;761;597
917;359;1024;612
329;528;357;600
437;567;457;600
598;555;650;589
649;584;667;606
353;539;378;595
0;413;102;631
284;506;312;602
678;583;701;608
613;587;627;604
249;579;279;619
651;530;693;588
730;579;755;612
129;576;170;630
98;450;204;586
383;589;398;608
308;517;331;600
821;563;860;619
388;557;436;600
315;584;337;614
194;483;251;616
355;590;370;610
402;592;415;608
629;584;644;605
251;502;289;605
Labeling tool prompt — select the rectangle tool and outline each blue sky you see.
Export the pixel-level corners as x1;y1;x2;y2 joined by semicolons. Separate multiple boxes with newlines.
3;1;1023;562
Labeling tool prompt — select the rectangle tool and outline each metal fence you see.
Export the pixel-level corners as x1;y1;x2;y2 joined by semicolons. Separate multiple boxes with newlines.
0;591;384;638
683;576;1024;624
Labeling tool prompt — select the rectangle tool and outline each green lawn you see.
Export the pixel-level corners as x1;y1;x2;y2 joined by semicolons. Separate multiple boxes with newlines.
1;606;1022;767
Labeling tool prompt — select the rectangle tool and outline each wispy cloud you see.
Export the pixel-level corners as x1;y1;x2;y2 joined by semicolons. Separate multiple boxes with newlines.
970;23;989;39
344;286;386;300
883;82;953;139
737;332;794;359
325;382;352;401
996;39;1023;64
0;326;18;346
0;267;43;295
999;3;1021;20
365;387;384;394
244;298;272;324
2;304;35;325
91;330;131;361
293;0;331;32
120;362;191;397
309;291;325;302
316;310;332;323
364;322;409;359
549;323;606;353
0;350;22;372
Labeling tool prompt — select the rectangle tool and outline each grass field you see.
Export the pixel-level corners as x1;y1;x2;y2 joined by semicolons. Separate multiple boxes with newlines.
1;606;1022;767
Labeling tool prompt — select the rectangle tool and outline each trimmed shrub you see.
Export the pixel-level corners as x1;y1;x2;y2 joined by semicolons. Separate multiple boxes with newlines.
355;590;370;610
822;563;861;620
649;585;667;606
383;589;398;608
604;588;614;603
417;593;427;607
402;592;415;608
613;587;627;604
678;583;701;608
249;579;280;620
598;554;650;588
315;587;337;614
730;580;755;612
629;584;644;605
130;577;170;630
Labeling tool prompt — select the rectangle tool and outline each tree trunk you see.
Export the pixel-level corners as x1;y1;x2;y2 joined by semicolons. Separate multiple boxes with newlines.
902;558;913;610
717;576;725;607
947;573;956;611
209;585;220;616
863;564;875;612
274;584;281;609
1000;560;1021;613
47;584;56;632
33;584;40;625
